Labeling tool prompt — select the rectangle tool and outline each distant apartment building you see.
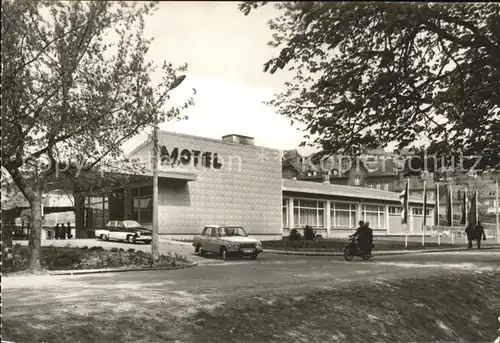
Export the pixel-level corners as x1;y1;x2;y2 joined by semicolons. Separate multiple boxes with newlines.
282;147;438;201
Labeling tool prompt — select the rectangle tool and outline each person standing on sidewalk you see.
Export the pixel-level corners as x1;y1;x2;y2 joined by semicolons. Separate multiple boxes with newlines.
55;223;61;240
61;223;66;239
66;222;72;239
474;221;486;249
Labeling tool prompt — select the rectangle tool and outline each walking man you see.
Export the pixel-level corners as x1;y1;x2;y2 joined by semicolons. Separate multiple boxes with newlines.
474;221;486;249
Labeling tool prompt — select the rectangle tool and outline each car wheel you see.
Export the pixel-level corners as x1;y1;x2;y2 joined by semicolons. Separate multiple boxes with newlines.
101;234;109;241
197;245;205;257
127;235;136;244
220;247;228;260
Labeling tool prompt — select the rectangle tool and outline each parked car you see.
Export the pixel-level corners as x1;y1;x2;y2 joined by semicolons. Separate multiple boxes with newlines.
193;225;263;260
96;220;152;244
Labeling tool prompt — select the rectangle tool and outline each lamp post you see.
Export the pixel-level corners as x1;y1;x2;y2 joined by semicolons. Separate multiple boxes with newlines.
152;75;186;260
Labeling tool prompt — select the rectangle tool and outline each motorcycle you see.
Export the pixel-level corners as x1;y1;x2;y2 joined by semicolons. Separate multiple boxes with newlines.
344;235;373;261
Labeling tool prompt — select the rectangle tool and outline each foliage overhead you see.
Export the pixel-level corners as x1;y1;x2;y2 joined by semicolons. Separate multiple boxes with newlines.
240;2;500;171
2;0;194;200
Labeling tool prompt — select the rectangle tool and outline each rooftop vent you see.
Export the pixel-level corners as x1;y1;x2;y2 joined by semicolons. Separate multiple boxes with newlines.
222;134;254;146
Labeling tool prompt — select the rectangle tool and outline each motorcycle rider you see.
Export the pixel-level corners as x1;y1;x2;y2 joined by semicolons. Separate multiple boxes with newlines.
351;220;371;255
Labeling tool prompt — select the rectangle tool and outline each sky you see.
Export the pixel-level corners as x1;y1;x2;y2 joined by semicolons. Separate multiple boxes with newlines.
122;1;316;155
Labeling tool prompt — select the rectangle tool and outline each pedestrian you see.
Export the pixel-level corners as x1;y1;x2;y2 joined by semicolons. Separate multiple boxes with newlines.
66;222;72;239
61;223;66;239
55;223;60;240
474;221;486;249
465;223;475;249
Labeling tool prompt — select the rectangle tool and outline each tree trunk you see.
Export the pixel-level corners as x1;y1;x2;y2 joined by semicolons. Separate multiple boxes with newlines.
6;166;44;271
28;194;43;271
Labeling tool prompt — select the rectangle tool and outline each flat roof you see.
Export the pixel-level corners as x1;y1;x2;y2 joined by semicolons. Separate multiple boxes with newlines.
127;130;278;158
282;179;434;205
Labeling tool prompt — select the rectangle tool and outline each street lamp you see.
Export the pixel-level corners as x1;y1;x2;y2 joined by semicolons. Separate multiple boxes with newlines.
152;75;186;260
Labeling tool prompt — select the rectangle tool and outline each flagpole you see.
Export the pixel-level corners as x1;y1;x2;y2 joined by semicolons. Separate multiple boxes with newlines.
496;178;499;244
405;178;409;248
450;184;454;245
476;190;479;227
422;179;426;246
464;187;468;244
436;181;440;245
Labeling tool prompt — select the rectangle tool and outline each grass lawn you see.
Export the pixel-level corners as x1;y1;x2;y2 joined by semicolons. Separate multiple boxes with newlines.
262;238;458;251
5;245;190;274
3;271;499;342
191;271;500;343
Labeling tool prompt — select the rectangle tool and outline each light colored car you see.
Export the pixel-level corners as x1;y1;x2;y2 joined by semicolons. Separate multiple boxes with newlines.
193;225;263;260
97;220;152;244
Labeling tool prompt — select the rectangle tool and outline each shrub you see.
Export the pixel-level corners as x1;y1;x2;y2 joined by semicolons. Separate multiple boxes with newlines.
303;225;315;240
110;247;119;253
81;246;89;250
289;228;301;241
127;248;135;253
90;246;103;251
119;248;124;252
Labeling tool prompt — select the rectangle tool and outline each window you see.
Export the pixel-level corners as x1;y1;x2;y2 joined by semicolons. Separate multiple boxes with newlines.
376;184;381;190
389;206;401;215
331;202;357;228
130;185;153;223
362;204;386;229
412;208;423;215
211;228;218;237
203;227;211;237
85;196;109;228
354;176;360;186
384;183;389;191
293;199;325;228
425;209;431;216
282;198;289;228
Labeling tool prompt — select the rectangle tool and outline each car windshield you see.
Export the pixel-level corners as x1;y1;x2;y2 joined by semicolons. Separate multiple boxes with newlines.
122;220;142;228
218;227;247;237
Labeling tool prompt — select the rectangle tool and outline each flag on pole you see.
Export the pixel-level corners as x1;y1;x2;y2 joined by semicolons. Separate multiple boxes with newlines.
434;182;440;225
460;188;467;225
468;190;478;226
423;184;428;226
446;184;453;226
399;180;409;224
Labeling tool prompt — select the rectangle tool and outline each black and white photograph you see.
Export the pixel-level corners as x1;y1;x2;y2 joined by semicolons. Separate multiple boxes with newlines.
1;1;500;342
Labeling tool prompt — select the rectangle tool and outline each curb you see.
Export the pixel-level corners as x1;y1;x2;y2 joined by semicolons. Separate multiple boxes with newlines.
48;260;198;275
263;245;500;257
4;261;198;277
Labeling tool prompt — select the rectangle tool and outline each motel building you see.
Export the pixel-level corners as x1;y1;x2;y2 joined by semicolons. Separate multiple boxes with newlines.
42;131;434;241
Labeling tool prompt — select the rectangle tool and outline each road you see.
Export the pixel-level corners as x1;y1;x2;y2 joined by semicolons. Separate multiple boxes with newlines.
4;247;500;300
3;247;500;342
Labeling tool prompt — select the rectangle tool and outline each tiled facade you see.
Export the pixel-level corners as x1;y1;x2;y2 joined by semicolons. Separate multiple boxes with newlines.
127;131;283;240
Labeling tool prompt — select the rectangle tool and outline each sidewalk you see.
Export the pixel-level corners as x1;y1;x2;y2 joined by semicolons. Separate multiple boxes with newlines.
263;245;500;256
